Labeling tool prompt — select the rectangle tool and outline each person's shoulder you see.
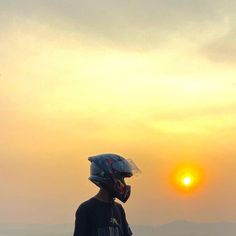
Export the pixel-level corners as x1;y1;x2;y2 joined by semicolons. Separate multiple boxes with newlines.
75;198;97;215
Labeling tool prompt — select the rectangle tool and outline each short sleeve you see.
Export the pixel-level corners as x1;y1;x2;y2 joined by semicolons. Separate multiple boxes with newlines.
73;204;90;236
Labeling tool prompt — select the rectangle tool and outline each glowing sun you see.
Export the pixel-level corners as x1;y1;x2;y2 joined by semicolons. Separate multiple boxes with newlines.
171;164;204;193
182;176;193;186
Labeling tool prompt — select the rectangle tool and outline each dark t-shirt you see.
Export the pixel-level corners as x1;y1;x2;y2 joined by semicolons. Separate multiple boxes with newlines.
73;197;132;236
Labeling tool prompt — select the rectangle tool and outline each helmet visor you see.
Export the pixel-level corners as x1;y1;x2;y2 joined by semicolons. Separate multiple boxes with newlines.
112;158;141;176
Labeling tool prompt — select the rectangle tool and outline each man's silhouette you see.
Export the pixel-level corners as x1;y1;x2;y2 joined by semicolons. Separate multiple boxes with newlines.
73;153;140;236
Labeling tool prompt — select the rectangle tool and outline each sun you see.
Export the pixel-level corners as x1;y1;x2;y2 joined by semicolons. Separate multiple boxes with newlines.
171;164;204;193
182;176;193;186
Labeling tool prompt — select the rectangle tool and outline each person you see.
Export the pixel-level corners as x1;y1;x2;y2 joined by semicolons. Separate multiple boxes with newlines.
73;153;140;236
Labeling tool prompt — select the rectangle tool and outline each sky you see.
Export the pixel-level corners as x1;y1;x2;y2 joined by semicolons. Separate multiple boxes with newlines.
0;0;236;226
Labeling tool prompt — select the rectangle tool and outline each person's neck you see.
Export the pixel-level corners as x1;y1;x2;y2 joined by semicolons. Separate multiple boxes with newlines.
94;188;114;203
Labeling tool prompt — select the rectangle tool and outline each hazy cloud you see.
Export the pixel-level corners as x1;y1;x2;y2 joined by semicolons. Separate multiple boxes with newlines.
1;0;236;49
151;102;236;122
203;28;236;63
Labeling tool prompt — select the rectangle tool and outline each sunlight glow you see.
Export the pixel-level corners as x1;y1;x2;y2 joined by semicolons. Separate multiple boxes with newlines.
182;176;193;186
171;164;204;193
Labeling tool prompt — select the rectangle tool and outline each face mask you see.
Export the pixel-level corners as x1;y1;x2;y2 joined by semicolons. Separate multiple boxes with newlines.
113;179;131;203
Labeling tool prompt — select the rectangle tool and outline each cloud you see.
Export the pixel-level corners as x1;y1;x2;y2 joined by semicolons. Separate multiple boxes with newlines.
1;0;236;49
151;102;236;121
202;28;236;63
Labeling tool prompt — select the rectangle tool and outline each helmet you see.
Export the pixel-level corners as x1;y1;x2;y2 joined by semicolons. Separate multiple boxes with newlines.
88;153;140;203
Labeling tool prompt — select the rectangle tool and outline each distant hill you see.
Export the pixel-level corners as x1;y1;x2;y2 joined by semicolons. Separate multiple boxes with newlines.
0;221;235;236
132;221;236;236
0;224;72;236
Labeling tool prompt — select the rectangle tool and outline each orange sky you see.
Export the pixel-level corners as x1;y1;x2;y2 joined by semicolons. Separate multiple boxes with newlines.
1;0;236;225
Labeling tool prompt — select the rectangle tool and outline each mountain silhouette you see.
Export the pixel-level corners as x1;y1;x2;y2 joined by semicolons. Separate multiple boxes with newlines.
132;221;236;236
0;221;235;236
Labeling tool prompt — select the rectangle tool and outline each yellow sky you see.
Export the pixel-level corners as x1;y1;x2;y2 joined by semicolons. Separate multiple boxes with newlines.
1;1;236;225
